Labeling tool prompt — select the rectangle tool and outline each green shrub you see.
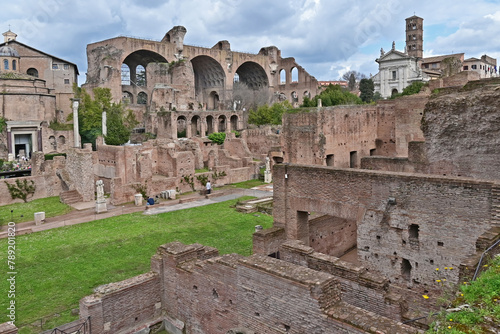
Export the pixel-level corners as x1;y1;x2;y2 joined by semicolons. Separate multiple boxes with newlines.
44;153;67;160
208;132;226;145
5;179;36;203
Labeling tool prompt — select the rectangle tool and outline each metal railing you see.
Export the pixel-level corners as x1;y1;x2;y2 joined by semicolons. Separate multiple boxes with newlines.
48;317;91;334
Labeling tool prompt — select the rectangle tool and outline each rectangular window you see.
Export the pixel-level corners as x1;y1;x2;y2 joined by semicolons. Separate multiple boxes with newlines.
463;65;469;70
64;79;70;84
350;151;357;168
326;154;334;167
424;64;429;69
392;71;397;80
432;63;438;68
472;64;477;69
52;64;59;70
64;64;70;70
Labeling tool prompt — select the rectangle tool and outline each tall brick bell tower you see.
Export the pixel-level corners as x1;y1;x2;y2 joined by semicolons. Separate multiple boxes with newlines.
405;15;423;59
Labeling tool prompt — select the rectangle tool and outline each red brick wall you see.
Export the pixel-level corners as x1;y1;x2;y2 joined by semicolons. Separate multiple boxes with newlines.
273;164;495;286
80;273;161;334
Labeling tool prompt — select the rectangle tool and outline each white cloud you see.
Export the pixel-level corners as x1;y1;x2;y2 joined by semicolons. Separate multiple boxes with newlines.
2;0;500;83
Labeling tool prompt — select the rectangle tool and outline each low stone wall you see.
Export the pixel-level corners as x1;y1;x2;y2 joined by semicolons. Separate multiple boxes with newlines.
280;240;401;321
79;242;419;334
80;272;162;334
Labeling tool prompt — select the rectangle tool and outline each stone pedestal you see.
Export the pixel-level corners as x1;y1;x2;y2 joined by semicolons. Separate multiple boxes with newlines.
135;194;143;206
8;153;14;162
264;170;272;183
95;201;108;214
34;212;45;226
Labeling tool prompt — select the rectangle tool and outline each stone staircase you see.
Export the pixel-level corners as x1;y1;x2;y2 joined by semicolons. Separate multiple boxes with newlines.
491;185;500;227
60;190;83;205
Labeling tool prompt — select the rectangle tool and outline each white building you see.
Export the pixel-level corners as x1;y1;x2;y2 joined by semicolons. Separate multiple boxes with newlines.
463;55;497;79
372;42;429;98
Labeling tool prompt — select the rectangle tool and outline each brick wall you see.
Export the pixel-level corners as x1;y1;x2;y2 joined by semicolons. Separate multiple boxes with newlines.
80;272;161;334
280;240;402;321
273;164;495;286
65;147;94;201
308;215;357;257
243;126;281;157
79;242;421;334
281;99;425;167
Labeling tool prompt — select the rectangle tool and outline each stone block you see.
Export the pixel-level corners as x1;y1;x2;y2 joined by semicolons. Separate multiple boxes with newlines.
135;194;143;206
264;170;272;183
34;211;45;226
95;202;108;214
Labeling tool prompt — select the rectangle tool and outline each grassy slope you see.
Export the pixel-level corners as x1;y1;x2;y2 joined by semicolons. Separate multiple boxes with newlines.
0;197;273;332
427;256;500;333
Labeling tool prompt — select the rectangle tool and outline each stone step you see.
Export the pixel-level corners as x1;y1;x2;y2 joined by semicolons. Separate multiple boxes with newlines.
60;190;83;204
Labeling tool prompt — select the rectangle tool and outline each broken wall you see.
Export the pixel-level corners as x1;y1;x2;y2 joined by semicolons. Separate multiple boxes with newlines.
272;164;497;286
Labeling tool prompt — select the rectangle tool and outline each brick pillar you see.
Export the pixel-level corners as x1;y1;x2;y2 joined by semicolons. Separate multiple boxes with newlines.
79;297;104;334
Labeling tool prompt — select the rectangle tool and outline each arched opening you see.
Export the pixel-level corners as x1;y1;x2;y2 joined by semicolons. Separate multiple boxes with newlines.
191;55;226;110
391;88;398;97
49;136;56;151
218;115;227;132
279;69;286;84
230;115;238;131
206;115;214;135
235;61;270;108
177;116;187;137
136;65;146;87
137;92;147;105
121;64;130;85
291;67;298;82
291;91;298;103
191;116;201;137
27;68;38;77
208;91;219;110
303;91;311;99
121;50;169;106
122;91;133;104
12;60;16;71
236;61;269;90
58;135;66;146
3;59;9;70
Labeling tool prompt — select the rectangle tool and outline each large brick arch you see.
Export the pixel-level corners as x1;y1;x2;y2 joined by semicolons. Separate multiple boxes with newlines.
235;61;269;90
191;55;226;109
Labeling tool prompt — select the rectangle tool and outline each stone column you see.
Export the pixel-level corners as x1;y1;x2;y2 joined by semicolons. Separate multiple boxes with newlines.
72;99;81;148
102;111;107;140
171;114;178;140
200;120;206;137
186;119;192;138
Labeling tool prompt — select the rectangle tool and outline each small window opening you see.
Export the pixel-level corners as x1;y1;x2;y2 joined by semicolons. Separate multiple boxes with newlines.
437;241;444;247
402;259;412;281
409;224;419;239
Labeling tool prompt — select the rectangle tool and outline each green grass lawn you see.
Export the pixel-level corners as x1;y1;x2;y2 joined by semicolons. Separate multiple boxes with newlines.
223;179;267;189
0;197;72;226
0;197;273;333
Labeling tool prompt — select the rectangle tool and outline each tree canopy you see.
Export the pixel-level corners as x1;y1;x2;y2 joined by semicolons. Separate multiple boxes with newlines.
359;78;374;103
248;101;292;126
70;85;138;148
301;84;362;107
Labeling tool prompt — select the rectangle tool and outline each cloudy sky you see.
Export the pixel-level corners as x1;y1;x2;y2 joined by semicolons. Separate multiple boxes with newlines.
3;0;500;85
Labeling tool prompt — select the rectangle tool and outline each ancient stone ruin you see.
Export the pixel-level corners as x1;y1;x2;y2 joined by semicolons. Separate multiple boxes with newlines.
70;78;500;333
